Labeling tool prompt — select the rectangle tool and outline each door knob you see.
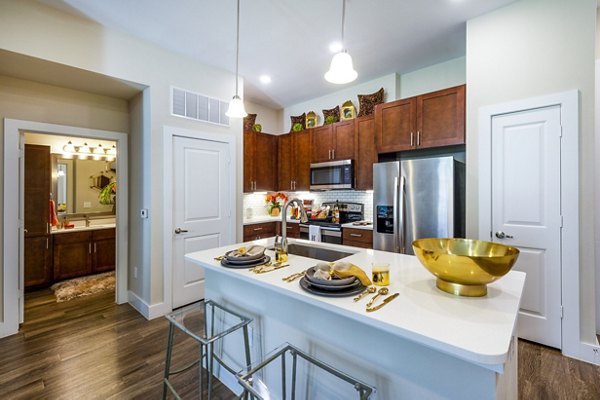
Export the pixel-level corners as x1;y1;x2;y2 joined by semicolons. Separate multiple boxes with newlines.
495;231;513;239
174;228;189;234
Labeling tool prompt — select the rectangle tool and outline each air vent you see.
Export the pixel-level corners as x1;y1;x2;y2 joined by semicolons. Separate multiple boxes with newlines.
171;86;230;126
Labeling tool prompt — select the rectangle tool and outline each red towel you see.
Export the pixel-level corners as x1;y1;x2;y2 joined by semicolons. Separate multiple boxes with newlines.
49;199;59;226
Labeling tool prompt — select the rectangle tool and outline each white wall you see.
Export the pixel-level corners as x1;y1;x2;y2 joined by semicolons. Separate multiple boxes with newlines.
0;0;242;312
283;74;399;132
245;101;283;134
400;57;466;98
467;0;597;343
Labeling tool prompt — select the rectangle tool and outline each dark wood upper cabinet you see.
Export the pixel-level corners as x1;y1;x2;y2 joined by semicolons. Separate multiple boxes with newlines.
375;85;465;153
25;144;51;236
332;120;355;161
417;85;465;148
355;116;377;190
278;130;311;191
375;97;417;153
244;129;278;193
243;129;254;192
311;120;356;163
310;125;333;163
253;132;278;191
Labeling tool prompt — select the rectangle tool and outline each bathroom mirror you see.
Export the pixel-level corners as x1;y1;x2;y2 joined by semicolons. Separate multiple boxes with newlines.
52;155;116;216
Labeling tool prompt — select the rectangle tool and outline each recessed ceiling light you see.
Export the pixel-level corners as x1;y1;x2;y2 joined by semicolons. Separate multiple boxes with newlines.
329;41;343;53
259;75;272;84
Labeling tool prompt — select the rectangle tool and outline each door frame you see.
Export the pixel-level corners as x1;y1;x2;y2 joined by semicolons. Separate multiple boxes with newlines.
2;119;129;338
477;90;590;361
162;126;236;313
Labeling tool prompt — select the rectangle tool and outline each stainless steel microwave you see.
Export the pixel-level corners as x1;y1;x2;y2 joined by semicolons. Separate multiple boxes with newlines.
310;160;354;190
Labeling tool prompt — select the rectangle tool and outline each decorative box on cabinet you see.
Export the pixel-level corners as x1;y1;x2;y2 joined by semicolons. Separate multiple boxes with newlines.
375;85;465;153
278;130;311;191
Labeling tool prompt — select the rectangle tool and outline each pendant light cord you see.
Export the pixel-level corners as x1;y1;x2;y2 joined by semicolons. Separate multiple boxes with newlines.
341;0;346;49
235;0;241;96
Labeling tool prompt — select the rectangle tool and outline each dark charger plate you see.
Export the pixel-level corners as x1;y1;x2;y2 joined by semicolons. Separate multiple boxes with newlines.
299;276;365;297
221;255;271;269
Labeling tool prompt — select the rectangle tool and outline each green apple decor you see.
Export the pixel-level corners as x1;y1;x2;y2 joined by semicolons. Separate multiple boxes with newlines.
325;115;337;125
292;122;303;132
252;124;262;132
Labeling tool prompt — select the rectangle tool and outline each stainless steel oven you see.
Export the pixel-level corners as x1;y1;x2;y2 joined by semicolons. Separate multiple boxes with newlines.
299;224;343;245
310;160;354;190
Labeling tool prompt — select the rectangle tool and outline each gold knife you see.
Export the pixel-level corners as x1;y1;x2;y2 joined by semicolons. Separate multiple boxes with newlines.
366;293;399;313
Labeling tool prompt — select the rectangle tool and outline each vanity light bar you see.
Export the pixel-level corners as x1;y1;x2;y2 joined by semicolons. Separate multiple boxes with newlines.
62;141;117;158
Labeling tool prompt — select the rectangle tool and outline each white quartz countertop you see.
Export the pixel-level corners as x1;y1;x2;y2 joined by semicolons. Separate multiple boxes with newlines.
341;222;373;230
243;216;300;225
51;223;116;234
185;238;525;369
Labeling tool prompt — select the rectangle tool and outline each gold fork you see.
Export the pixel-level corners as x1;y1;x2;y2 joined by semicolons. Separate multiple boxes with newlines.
282;271;306;282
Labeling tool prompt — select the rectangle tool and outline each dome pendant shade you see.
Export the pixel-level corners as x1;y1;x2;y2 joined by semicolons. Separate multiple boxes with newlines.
324;51;358;84
226;95;248;118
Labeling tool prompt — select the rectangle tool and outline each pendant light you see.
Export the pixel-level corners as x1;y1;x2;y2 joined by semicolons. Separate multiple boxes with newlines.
325;0;357;84
226;0;248;118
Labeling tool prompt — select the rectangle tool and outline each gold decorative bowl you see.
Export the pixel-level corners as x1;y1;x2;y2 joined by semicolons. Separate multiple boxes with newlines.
412;238;520;297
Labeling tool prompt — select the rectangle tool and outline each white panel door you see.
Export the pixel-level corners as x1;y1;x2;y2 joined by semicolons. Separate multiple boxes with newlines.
172;135;232;308
491;105;562;349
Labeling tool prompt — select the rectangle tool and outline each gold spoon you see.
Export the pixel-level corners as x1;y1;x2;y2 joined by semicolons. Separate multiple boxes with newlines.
353;286;376;302
366;287;389;308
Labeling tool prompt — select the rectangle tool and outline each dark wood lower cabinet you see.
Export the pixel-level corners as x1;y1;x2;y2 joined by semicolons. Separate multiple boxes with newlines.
24;235;52;288
53;231;93;281
342;228;373;249
24;228;117;287
243;222;276;241
92;229;116;273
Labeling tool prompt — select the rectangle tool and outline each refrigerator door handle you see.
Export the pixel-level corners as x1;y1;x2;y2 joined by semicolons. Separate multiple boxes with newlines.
398;175;406;253
393;177;400;253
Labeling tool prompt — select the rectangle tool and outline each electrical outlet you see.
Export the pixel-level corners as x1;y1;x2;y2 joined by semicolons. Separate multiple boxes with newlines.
133;266;138;279
140;208;148;219
83;201;92;208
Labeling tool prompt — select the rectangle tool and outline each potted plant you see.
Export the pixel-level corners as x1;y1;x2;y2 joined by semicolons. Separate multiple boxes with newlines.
265;192;288;216
99;181;117;212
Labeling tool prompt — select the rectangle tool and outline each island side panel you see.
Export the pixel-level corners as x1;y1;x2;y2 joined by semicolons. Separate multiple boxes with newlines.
205;269;505;400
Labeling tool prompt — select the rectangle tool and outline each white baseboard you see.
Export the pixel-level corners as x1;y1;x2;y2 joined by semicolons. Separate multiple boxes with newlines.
128;291;171;320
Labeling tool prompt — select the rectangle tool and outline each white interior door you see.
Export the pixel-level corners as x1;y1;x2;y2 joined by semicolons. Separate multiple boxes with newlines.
491;105;562;349
172;135;232;308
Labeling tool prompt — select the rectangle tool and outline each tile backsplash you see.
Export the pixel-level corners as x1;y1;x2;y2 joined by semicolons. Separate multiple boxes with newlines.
243;190;374;221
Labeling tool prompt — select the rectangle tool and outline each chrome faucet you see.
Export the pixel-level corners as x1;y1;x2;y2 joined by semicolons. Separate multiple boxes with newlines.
278;198;309;254
84;215;90;227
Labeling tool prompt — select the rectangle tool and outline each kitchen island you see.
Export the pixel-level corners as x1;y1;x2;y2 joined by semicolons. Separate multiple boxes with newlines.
185;238;525;399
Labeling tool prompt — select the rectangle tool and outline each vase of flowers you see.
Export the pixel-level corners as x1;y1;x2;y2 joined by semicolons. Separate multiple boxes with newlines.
265;192;288;216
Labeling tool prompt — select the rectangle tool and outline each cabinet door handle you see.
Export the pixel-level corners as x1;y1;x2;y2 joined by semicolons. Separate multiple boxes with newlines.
332;149;335;159
94;243;97;253
89;243;92;254
253;227;263;231
410;132;414;146
46;238;49;249
417;131;421;146
350;233;363;237
293;181;296;190
328;149;331;160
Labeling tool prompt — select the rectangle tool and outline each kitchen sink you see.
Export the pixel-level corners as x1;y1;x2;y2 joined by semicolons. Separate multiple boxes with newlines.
284;243;355;262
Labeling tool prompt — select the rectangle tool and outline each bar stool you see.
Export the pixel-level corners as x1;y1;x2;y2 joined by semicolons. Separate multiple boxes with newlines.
163;300;252;400
236;343;376;400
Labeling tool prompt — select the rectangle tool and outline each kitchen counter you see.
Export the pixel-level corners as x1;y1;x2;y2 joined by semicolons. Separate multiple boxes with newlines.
341;221;373;230
243;215;300;225
51;223;116;234
186;238;524;399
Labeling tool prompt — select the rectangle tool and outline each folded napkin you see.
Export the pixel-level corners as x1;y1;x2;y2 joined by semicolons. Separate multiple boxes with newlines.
313;261;372;286
228;245;265;258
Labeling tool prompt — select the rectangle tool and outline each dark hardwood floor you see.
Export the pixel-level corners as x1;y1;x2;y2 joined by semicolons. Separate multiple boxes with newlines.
0;289;235;399
1;289;599;399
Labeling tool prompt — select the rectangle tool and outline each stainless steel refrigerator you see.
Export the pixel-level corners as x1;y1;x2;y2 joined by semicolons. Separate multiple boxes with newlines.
373;157;465;254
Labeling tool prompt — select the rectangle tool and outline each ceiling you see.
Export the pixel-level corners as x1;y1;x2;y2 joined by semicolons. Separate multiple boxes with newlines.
39;0;517;109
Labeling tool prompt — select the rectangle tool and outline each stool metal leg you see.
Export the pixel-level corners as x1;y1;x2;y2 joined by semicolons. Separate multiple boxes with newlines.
242;325;251;400
281;351;286;400
163;322;176;400
291;351;297;400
